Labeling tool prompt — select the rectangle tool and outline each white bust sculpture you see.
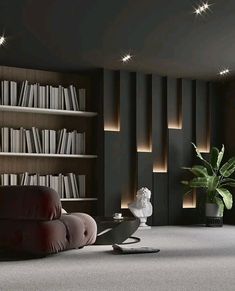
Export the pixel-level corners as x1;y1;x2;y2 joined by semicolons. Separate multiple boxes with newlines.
128;187;153;228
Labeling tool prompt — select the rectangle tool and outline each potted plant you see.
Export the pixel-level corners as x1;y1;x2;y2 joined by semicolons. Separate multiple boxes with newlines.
182;143;235;226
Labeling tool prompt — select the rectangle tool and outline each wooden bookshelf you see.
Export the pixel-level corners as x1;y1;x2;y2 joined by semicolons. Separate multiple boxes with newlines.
0;105;97;117
60;198;98;201
0;152;97;158
0;65;99;215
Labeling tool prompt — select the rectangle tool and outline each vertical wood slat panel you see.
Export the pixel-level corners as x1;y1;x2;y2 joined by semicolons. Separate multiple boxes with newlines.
103;70;120;131
152;173;168;225
92;69;105;216
119;71;136;208
167;77;183;224
136;73;151;152
167;78;182;129
209;82;222;148
195;80;210;152
136;153;152;191
168;129;183;224
136;152;153;224
133;72;153;222
152;75;167;172
181;79;196;210
151;74;168;225
103;70;121;216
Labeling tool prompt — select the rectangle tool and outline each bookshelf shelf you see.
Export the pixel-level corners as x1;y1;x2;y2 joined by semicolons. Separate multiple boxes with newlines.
0;105;97;117
0;152;97;158
60;198;98;201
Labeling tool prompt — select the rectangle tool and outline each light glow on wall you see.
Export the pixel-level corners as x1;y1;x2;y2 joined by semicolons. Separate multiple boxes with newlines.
137;146;152;153
153;164;168;173
183;190;196;208
168;119;182;130
104;119;120;132
104;125;120;132
197;145;210;153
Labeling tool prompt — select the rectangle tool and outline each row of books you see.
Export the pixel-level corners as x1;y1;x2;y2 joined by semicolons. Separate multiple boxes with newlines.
0;127;85;154
0;173;86;199
0;80;86;111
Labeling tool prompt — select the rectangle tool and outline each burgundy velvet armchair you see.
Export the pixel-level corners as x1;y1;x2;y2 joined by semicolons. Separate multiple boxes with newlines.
0;186;97;256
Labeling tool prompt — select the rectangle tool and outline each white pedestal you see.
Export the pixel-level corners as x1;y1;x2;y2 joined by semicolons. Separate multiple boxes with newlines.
138;217;151;229
138;225;151;230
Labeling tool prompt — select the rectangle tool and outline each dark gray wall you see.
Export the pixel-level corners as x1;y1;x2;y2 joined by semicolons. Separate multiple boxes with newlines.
100;68;220;225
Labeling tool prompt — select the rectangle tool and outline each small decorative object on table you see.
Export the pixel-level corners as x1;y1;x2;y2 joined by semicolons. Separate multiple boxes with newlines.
113;213;123;220
182;143;234;227
128;187;152;229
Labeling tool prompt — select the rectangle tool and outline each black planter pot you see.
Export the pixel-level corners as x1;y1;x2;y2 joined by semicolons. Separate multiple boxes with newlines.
206;216;223;227
205;203;223;227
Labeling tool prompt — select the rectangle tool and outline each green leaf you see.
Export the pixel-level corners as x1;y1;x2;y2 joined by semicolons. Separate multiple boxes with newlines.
207;176;219;192
189;177;208;188
219;178;235;187
181;180;189;185
191;143;214;175
214;196;224;216
220;157;235;177
220;183;235;187
181;167;191;171
217;144;225;169
216;188;233;210
191;165;208;177
211;147;219;169
183;189;193;196
191;143;204;160
220;178;235;184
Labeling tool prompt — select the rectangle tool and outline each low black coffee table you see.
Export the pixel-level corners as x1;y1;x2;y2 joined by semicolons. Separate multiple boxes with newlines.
94;217;140;245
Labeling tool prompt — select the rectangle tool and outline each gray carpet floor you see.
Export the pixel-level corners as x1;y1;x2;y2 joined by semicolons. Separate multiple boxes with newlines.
1;225;235;291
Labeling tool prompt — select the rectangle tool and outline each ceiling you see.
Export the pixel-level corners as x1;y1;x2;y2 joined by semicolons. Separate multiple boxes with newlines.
0;0;234;80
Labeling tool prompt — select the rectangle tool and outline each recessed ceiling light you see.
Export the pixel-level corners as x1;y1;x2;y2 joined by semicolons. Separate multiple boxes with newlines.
219;69;230;76
194;2;211;16
122;54;132;63
0;36;5;46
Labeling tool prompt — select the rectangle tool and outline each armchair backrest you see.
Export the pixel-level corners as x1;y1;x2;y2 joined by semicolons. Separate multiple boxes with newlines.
0;186;61;221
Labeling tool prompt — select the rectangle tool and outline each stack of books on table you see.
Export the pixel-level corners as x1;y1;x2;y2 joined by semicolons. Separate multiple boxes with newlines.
0;80;86;111
0;172;86;199
0;127;85;155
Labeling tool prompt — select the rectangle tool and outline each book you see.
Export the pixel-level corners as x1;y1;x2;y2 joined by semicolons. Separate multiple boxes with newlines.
21;81;29;107
63;88;71;110
78;175;86;198
63;175;71;198
69;85;77;111
66;132;72;154
78;88;86;111
32;127;40;153
49;130;56;154
27;85;34;107
2;80;9;106
25;130;33;153
10;81;17;106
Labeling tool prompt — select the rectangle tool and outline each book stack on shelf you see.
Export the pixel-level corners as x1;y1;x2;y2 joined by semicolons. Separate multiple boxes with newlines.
0;127;85;154
0;172;86;199
0;80;86;111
